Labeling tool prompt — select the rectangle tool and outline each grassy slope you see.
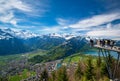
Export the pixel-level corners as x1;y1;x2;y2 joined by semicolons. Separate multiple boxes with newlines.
0;49;48;69
63;53;97;64
8;69;35;81
0;49;47;81
24;49;48;58
0;54;22;66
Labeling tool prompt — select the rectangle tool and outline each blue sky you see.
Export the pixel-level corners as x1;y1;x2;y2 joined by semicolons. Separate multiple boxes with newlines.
0;0;120;39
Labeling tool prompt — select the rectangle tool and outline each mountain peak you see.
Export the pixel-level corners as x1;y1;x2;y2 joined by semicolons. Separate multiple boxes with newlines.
0;28;38;39
47;33;76;40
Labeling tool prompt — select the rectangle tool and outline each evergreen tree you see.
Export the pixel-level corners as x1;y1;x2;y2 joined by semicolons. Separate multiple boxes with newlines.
49;71;56;81
74;62;83;80
96;56;101;67
85;58;94;80
0;76;8;81
100;62;109;77
57;66;68;81
40;69;49;81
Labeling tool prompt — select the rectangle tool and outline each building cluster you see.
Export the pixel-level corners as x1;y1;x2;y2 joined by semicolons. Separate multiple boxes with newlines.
21;60;79;81
21;60;62;81
0;58;28;77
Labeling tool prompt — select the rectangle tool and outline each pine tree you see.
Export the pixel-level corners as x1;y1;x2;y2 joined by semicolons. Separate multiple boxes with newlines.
74;62;83;80
0;76;8;81
57;66;68;81
49;71;56;81
85;58;94;80
100;62;108;77
40;69;49;81
96;56;101;67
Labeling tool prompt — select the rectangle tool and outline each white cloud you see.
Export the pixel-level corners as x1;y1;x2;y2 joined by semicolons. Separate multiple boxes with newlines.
87;29;120;37
106;23;112;29
0;0;32;26
56;18;75;26
56;18;69;26
0;0;48;27
0;0;31;13
37;13;120;39
69;13;120;29
10;20;17;26
86;23;120;39
37;25;72;34
0;12;17;26
10;0;32;12
38;26;62;34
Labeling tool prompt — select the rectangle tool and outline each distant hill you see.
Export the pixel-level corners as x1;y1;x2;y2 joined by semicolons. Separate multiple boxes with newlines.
28;36;91;63
0;38;28;55
47;36;89;59
25;35;65;50
28;37;120;63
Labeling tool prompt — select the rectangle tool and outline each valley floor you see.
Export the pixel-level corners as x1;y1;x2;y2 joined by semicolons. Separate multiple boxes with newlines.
0;50;120;81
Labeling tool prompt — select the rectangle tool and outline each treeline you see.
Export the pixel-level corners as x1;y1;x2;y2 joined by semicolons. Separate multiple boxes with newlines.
39;56;120;81
39;57;110;81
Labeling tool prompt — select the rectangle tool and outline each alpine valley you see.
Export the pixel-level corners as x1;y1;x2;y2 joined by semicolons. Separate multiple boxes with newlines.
0;28;91;55
0;28;120;81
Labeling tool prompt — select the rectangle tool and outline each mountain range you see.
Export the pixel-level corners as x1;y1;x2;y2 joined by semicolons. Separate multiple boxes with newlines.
0;28;89;55
0;28;119;56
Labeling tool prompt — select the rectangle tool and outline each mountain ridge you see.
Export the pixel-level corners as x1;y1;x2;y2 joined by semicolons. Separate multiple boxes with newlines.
0;28;119;55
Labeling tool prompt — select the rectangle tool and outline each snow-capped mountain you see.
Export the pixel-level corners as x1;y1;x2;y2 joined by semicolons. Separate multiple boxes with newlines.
0;28;91;55
0;28;38;39
0;28;119;56
0;28;77;40
0;29;13;40
0;28;65;55
46;33;76;40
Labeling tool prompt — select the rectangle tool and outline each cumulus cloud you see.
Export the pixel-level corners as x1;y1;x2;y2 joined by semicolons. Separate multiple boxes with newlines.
56;18;70;26
106;23;112;29
0;12;17;26
0;0;48;27
38;12;120;37
86;23;120;40
87;29;120;37
69;13;120;29
66;12;120;40
0;0;32;26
